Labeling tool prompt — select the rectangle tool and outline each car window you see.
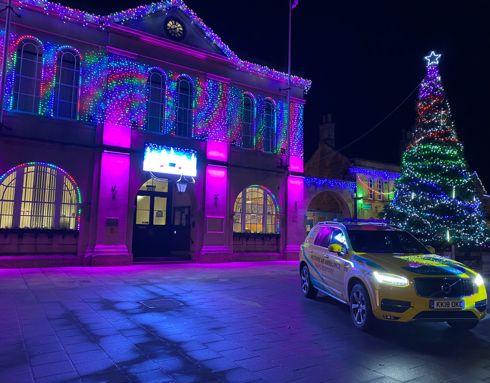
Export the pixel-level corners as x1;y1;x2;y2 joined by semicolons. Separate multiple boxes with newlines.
347;229;428;254
314;227;332;248
329;229;348;250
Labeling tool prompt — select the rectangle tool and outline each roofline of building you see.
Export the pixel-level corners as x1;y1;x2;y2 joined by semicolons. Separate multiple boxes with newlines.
15;0;312;91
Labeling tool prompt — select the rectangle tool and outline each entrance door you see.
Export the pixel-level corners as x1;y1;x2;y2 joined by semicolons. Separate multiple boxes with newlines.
132;178;190;260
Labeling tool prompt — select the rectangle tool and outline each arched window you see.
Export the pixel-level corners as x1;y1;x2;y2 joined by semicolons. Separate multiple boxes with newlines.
233;186;279;234
146;69;166;132
53;49;81;119
263;100;276;153
13;39;43;113
176;77;193;137
242;94;254;149
0;163;81;230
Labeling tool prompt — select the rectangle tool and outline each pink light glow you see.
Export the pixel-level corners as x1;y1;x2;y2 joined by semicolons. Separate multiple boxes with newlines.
287;175;304;206
103;122;131;148
206;140;228;162
206;165;227;179
289;156;304;173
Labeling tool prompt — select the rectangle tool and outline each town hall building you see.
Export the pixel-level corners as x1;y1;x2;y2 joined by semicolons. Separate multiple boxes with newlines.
0;0;310;266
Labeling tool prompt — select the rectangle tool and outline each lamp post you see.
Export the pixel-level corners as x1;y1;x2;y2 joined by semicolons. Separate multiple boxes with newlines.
352;190;363;220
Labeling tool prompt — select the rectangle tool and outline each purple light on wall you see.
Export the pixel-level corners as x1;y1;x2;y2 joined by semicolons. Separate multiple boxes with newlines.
206;140;228;162
103;122;131;148
289;156;303;173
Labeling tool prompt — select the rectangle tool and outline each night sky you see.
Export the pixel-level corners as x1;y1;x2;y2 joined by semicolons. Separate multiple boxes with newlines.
63;0;490;187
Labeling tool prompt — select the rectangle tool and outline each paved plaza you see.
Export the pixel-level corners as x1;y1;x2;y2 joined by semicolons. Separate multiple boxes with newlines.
0;261;489;383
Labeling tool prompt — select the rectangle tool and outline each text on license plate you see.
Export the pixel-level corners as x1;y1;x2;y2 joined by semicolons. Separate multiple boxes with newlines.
431;300;464;310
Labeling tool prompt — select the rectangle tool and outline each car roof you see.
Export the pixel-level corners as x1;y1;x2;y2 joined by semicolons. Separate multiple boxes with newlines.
315;220;401;231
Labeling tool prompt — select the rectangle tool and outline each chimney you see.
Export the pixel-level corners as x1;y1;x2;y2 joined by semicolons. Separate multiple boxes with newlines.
319;113;335;148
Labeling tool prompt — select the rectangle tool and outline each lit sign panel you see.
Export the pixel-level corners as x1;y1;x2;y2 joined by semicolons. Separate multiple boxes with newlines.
143;144;197;177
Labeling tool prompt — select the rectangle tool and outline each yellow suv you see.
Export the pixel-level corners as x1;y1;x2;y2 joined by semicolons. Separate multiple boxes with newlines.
300;221;487;331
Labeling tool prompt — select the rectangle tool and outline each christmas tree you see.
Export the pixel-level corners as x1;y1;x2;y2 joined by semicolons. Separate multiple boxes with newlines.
384;51;489;248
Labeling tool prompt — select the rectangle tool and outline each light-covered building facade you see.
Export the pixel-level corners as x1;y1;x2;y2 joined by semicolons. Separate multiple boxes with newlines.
0;0;310;266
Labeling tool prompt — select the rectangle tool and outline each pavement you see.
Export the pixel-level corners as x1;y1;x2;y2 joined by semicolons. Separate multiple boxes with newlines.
0;261;490;383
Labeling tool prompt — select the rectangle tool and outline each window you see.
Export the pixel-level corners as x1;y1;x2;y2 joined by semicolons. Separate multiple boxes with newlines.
329;229;348;250
0;163;81;230
176;77;193;137
314;226;332;248
53;49;81;119
135;178;169;226
368;178;374;200
242;95;254;148
376;179;383;201
146;69;166;132
13;39;43;113
263;100;276;153
233;186;279;234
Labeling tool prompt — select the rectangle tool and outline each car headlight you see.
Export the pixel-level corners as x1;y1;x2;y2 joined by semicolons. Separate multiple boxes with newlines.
474;274;485;287
373;271;409;287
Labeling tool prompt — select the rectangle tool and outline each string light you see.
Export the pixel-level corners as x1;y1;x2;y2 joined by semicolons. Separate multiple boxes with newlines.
18;0;312;91
304;177;356;191
384;52;489;248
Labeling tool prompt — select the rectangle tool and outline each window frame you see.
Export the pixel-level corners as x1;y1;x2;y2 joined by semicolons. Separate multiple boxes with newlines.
12;38;43;114
263;99;276;153
233;186;279;234
53;48;81;120
176;77;193;138
368;178;374;200
0;163;81;230
241;94;255;149
146;69;166;133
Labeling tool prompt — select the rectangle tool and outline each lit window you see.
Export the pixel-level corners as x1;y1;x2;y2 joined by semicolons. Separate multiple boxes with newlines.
242;94;254;149
233;186;279;234
376;179;383;201
13;39;43;113
0;163;80;230
146;69;166;132
368;178;374;200
263;100;276;153
53;49;81;119
176;77;193;137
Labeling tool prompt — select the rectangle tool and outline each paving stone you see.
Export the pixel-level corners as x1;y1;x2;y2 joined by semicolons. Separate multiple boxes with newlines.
0;262;489;383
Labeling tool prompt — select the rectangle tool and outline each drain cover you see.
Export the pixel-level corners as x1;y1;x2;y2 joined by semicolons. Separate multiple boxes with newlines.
139;298;184;310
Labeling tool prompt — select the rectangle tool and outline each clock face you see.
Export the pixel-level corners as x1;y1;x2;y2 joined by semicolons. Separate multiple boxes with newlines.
165;19;185;40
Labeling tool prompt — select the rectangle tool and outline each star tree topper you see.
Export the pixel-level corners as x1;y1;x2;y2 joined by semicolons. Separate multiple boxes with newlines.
424;51;442;66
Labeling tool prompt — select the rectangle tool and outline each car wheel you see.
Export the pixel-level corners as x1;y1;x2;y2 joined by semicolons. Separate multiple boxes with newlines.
300;264;318;299
349;284;374;331
447;320;479;330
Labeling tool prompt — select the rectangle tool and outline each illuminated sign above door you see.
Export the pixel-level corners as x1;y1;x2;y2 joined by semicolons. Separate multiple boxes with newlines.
143;144;197;177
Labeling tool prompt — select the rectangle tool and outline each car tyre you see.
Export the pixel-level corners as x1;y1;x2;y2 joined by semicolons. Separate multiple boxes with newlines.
447;320;479;330
300;264;318;299
349;284;374;331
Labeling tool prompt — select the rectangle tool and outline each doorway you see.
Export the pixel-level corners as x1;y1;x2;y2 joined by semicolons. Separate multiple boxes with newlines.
132;178;191;261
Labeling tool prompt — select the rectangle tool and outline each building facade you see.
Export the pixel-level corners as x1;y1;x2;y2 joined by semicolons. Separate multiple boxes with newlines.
304;117;400;231
0;0;310;267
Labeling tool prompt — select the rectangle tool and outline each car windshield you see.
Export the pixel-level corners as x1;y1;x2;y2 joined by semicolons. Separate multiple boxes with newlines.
347;229;428;254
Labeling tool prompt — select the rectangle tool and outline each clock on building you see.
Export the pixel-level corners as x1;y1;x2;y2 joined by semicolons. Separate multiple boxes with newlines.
165;18;185;40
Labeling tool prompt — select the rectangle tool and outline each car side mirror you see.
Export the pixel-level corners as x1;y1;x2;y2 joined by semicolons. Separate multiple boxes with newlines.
426;245;435;254
328;243;343;254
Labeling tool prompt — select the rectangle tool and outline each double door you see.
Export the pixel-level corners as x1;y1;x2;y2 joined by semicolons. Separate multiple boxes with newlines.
132;180;190;260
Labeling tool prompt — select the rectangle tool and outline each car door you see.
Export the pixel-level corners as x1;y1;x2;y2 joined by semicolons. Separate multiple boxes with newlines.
326;229;352;300
307;226;341;296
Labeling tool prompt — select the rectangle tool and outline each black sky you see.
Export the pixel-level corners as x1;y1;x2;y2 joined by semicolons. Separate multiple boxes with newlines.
63;0;490;187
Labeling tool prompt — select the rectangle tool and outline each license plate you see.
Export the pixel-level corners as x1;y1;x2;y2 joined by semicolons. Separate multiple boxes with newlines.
431;300;464;310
